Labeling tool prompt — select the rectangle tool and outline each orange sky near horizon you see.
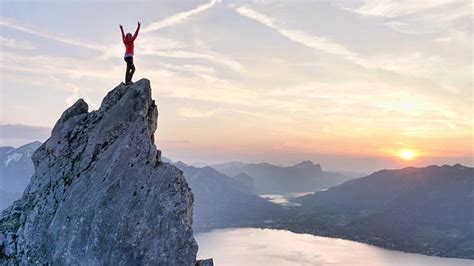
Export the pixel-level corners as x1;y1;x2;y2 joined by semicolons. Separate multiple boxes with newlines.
1;1;472;171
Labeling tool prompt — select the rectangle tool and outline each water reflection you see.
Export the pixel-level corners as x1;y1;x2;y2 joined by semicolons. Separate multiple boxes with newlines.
196;228;472;266
259;192;313;206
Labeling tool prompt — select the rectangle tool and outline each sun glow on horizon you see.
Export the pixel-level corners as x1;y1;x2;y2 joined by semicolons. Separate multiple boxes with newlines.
397;149;418;160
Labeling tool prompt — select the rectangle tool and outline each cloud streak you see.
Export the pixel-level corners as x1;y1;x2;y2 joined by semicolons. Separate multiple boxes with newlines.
0;36;36;50
0;16;104;51
347;0;462;18
235;6;360;63
343;0;471;35
1;15;243;73
142;0;217;33
2;1;471;165
234;4;471;84
152;49;243;73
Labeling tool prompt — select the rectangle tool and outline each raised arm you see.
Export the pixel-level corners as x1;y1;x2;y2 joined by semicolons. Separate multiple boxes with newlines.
120;24;125;42
132;22;141;41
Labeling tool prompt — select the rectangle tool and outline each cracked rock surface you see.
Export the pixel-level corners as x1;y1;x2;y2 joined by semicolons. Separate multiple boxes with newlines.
0;79;197;265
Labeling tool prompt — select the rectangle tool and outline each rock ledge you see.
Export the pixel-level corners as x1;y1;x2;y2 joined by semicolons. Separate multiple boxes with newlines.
0;79;198;265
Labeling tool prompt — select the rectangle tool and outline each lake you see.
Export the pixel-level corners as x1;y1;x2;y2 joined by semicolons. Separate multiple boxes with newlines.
259;192;314;206
196;228;473;265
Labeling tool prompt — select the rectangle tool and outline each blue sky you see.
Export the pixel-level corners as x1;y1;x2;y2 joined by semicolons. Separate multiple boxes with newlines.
0;0;472;171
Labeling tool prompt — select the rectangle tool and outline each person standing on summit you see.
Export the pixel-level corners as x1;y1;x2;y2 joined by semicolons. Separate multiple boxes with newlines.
120;22;140;84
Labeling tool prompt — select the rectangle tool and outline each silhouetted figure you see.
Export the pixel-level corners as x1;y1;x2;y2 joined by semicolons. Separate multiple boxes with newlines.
120;22;140;84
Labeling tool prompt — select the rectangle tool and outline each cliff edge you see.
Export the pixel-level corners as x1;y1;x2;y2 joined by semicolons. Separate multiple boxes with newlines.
0;79;198;265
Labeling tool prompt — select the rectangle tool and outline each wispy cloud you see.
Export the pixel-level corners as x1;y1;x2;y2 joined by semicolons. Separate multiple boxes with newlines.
235;6;359;63
0;36;36;50
2;1;471;164
142;48;244;73
1;15;243;74
176;107;222;119
383;21;422;35
139;0;245;72
64;82;98;109
0;16;104;51
0;52;117;79
343;0;471;35
268;80;471;125
348;0;460;18
142;0;217;33
234;4;471;84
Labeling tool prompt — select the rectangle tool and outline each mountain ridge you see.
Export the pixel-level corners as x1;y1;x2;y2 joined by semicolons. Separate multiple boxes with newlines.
0;141;42;209
289;164;474;259
213;160;351;193
174;161;282;232
0;79;200;264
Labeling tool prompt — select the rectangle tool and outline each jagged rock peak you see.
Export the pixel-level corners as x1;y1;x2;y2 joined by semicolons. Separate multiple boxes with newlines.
56;98;88;127
0;79;198;265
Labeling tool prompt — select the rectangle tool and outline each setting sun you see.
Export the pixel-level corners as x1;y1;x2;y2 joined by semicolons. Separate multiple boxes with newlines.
398;149;417;160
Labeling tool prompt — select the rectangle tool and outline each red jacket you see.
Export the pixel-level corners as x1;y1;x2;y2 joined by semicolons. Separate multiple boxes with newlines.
121;24;140;56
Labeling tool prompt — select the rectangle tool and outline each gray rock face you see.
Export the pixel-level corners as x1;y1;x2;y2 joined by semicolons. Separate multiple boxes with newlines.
0;79;198;265
196;258;214;266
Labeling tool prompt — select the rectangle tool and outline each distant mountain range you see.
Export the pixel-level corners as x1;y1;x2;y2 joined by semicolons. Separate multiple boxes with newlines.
0;141;41;210
285;164;474;259
2;142;472;259
0;146;282;232
174;161;281;232
212;160;352;194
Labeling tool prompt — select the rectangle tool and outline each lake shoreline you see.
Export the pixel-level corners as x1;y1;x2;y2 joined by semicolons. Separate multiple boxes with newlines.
195;227;474;265
252;190;474;260
195;224;474;260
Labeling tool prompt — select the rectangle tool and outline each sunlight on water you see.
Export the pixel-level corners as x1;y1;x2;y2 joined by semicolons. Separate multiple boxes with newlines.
196;228;473;266
259;192;313;206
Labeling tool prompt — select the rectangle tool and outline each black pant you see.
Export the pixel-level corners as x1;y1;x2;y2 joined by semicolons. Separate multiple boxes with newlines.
125;57;135;83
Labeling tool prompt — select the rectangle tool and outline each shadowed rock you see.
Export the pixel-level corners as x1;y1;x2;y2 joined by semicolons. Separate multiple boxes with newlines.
0;79;198;265
196;258;214;266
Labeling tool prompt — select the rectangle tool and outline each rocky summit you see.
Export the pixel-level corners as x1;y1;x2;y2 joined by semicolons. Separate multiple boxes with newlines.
0;79;198;265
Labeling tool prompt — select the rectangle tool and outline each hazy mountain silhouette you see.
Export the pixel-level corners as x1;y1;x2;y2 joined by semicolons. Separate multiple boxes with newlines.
0;141;41;192
2;141;471;259
0;149;278;233
291;164;474;259
0;141;41;210
0;124;50;147
233;172;257;194
213;160;352;194
175;161;281;232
